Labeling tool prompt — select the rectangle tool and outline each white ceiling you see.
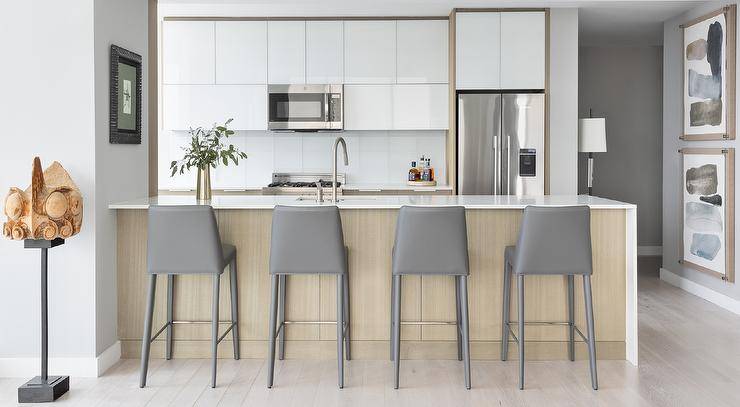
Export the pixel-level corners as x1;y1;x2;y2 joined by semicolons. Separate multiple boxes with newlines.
159;0;706;46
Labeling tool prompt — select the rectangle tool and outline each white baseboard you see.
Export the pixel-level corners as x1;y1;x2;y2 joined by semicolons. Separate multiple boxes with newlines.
0;341;121;378
97;341;121;376
660;268;740;315
637;246;662;256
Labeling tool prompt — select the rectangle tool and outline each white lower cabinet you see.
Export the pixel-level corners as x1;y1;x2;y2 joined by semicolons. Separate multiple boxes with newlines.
344;85;393;130
163;85;267;131
392;84;448;130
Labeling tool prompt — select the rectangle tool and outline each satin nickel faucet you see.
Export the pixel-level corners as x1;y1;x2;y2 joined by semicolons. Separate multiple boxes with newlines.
332;137;349;203
315;181;324;203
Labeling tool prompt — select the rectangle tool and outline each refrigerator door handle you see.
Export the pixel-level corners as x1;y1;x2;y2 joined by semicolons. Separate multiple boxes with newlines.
506;135;511;195
493;135;498;194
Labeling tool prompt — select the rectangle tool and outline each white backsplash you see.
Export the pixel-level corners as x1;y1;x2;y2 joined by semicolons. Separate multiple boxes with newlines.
159;130;447;190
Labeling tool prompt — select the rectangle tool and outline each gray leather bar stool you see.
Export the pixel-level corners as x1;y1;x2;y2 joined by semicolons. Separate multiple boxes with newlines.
267;205;350;389
140;205;239;389
390;206;471;390
501;205;598;390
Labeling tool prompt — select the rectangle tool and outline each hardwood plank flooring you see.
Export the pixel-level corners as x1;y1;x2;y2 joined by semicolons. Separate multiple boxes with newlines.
4;256;740;406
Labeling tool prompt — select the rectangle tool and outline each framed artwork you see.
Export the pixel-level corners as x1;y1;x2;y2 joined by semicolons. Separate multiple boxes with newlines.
681;5;736;140
680;148;735;282
110;45;142;144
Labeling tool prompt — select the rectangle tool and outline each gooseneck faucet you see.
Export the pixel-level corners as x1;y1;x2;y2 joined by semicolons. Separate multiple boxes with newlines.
332;137;349;203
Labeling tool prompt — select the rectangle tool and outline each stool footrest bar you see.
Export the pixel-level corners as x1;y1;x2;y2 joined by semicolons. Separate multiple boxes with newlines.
400;321;457;326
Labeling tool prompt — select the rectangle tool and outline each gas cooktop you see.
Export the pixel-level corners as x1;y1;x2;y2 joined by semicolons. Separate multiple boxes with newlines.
267;180;340;188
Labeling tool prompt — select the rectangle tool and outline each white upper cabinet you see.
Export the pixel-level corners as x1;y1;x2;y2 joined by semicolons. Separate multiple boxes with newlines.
163;85;267;131
343;21;396;84
215;21;267;84
392;84;448;130
455;12;501;89
500;12;546;89
163;21;215;84
396;20;448;83
268;21;306;84
306;21;343;84
344;85;393;130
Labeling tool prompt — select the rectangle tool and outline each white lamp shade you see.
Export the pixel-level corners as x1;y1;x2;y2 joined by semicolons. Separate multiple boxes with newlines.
579;118;607;153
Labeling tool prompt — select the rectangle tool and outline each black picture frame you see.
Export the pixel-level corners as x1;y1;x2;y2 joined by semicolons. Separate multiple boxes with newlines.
110;45;142;144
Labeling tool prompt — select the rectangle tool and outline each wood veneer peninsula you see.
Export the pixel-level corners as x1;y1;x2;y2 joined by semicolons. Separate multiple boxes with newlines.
117;207;626;360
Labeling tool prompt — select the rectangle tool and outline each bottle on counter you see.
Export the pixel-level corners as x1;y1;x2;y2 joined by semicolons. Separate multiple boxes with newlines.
408;161;421;181
426;158;434;182
421;158;432;182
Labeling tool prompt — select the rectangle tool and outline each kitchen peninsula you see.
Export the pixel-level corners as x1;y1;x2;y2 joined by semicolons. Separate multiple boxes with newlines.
111;195;637;366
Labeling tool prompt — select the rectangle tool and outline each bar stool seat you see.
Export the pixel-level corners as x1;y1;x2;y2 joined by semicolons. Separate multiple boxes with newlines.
390;205;471;390
266;205;350;389
139;205;240;389
501;205;598;391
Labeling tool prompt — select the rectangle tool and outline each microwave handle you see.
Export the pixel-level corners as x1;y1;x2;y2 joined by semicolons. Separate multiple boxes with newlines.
324;93;330;123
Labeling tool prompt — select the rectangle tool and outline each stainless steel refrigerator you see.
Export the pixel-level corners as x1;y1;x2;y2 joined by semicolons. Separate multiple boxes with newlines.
457;93;545;195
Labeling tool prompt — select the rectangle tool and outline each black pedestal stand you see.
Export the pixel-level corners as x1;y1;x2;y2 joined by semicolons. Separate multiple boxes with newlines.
18;238;69;403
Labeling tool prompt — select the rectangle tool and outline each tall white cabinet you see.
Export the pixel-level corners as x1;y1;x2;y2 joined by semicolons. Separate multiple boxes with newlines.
215;21;267;84
306;21;344;84
343;21;396;84
455;11;546;90
500;12;546;89
268;21;306;84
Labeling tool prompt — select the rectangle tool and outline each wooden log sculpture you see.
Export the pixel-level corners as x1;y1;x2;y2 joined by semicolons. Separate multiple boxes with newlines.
3;158;83;240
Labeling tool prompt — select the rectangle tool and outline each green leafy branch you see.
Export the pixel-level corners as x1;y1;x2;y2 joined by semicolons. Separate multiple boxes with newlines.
169;118;248;177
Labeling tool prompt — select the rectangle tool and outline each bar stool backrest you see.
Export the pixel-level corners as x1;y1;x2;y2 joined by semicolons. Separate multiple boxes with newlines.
513;205;593;275
269;205;347;275
392;206;469;276
147;205;225;275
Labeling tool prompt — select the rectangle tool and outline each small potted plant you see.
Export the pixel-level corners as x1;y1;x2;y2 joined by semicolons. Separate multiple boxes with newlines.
170;118;247;201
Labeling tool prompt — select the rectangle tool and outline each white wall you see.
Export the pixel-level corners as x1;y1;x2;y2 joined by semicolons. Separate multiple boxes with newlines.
663;1;740;300
579;46;663;246
0;0;97;369
0;0;148;376
549;8;579;194
94;0;149;356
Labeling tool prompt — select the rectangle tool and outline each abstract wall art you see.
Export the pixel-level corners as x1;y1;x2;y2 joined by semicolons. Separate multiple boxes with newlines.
682;5;736;140
680;148;734;282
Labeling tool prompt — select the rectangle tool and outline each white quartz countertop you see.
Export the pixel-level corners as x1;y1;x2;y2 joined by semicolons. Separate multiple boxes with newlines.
109;195;635;210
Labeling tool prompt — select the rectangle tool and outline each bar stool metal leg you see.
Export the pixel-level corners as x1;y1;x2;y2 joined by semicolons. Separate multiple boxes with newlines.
277;275;286;360
267;275;279;388
343;271;351;360
230;258;240;360
459;275;471;390
517;274;525;390
337;274;345;388
392;275;402;389
211;274;220;388
166;275;174;360
501;262;512;361
567;275;575;362
140;274;157;388
584;275;598;390
390;275;396;361
455;276;462;362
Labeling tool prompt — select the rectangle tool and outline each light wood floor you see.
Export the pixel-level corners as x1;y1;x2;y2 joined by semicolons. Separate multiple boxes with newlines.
3;257;740;407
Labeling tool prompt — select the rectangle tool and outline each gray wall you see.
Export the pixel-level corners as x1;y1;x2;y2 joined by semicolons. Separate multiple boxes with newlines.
579;46;663;246
94;0;149;355
549;8;580;194
663;1;740;299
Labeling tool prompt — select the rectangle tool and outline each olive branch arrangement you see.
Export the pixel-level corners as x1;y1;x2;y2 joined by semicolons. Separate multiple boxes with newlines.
170;118;248;176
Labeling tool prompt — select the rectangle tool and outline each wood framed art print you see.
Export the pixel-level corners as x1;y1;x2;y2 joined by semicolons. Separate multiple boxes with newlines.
681;5;736;140
680;148;735;282
110;45;142;144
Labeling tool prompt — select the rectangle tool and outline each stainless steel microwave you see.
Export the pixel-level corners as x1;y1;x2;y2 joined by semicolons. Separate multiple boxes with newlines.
267;84;343;131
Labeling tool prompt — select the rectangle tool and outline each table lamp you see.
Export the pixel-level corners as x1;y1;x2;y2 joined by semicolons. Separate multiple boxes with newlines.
578;118;607;195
